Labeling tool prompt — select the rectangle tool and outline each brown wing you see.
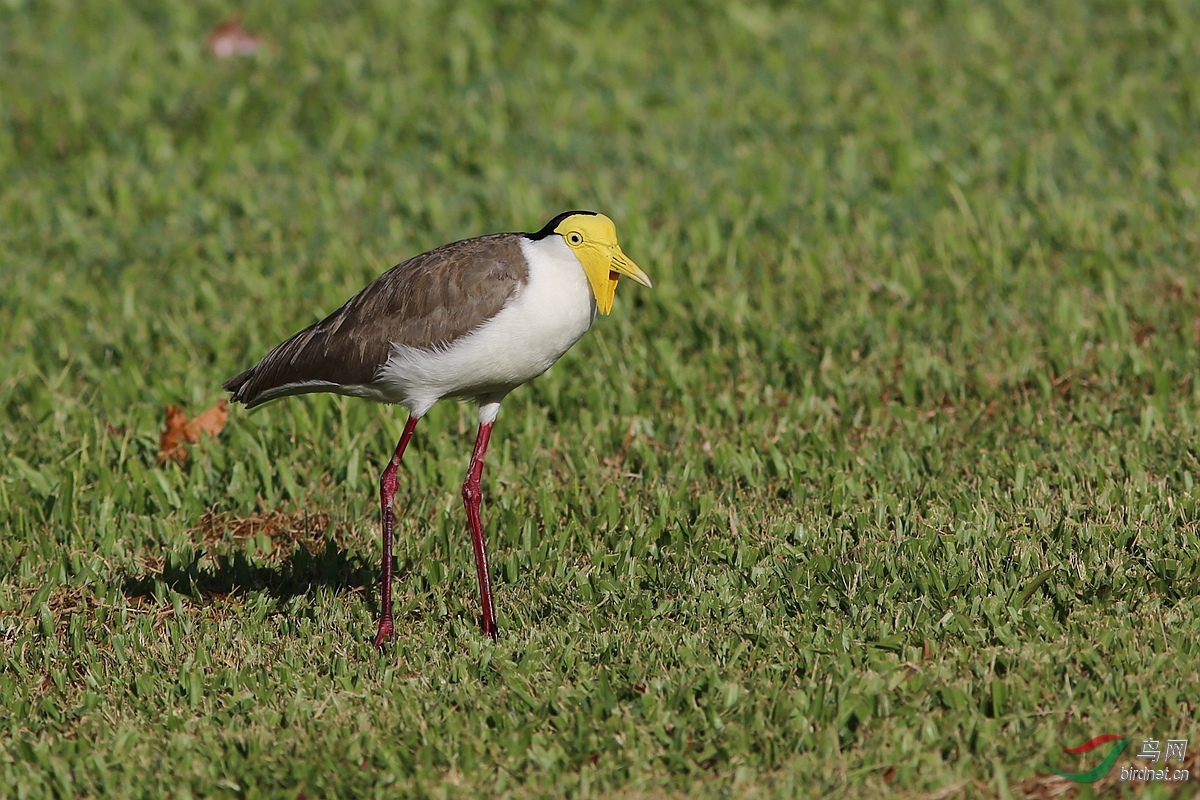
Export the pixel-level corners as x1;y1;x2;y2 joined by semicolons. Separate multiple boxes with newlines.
224;233;528;408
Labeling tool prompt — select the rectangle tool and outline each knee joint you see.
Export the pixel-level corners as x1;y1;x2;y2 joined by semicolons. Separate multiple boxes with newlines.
380;469;399;497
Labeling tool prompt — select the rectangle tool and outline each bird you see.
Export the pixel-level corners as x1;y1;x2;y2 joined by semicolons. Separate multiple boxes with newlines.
223;210;652;644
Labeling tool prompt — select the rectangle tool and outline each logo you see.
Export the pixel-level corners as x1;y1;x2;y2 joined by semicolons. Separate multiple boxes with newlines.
1051;734;1189;784
1050;735;1132;783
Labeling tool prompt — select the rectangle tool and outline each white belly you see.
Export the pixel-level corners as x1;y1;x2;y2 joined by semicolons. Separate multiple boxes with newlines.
376;236;596;415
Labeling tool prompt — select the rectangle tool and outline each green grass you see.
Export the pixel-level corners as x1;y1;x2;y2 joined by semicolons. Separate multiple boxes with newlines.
2;0;1199;797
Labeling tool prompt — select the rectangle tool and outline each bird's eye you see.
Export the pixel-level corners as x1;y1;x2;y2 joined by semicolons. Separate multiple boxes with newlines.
567;232;583;245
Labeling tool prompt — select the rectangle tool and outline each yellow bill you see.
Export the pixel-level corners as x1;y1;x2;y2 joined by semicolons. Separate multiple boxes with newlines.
586;247;653;315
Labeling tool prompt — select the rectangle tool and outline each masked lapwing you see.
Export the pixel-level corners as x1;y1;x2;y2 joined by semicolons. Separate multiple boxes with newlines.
224;211;652;643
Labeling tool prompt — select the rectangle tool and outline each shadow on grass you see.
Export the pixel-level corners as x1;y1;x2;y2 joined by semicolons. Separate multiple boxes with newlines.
121;538;390;611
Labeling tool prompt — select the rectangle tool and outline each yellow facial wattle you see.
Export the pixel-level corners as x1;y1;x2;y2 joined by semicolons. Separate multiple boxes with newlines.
555;213;653;315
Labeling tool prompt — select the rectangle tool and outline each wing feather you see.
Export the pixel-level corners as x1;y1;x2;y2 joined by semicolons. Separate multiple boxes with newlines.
224;233;528;408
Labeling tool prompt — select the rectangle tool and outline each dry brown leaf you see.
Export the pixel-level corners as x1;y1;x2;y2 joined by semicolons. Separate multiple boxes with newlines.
191;400;229;439
206;18;262;59
158;405;190;462
158;400;228;463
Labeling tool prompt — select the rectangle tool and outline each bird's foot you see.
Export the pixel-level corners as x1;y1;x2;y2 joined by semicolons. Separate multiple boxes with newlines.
372;616;394;648
481;616;497;641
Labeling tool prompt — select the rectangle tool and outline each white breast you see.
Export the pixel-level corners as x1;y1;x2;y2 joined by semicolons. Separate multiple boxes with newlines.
376;235;597;416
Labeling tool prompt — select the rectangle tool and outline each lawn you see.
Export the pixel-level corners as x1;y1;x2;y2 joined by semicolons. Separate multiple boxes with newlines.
2;1;1199;797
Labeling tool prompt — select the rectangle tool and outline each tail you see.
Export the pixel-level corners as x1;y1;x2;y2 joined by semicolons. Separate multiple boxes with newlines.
223;314;379;409
222;364;292;409
223;368;259;406
221;327;321;409
221;342;326;410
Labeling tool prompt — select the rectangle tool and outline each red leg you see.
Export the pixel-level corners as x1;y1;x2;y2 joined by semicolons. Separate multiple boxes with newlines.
462;422;497;638
373;414;420;648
